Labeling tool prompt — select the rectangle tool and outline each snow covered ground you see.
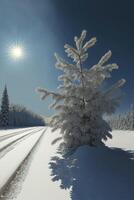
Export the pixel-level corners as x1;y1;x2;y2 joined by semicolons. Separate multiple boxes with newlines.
0;127;134;200
0;127;34;138
0;127;45;199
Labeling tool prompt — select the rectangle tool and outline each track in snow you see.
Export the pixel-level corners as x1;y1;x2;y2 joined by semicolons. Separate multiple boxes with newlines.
0;127;37;142
0;127;44;160
0;127;46;199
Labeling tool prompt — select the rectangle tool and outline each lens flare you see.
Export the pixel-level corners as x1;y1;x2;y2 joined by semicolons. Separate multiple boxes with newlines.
9;45;24;60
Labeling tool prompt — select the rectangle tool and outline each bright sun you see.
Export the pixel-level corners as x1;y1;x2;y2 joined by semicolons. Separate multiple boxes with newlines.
10;46;23;59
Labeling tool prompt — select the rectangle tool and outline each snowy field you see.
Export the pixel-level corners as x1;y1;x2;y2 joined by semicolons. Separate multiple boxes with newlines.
0;127;134;200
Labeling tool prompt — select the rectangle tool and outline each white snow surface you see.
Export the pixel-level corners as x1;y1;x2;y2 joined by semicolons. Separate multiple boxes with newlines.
16;128;134;200
16;127;70;200
0;127;134;200
0;127;43;189
0;127;34;137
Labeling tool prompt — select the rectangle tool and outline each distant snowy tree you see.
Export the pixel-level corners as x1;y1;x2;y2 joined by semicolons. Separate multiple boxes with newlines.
9;104;45;127
0;86;9;127
129;104;134;129
37;30;125;150
108;105;134;130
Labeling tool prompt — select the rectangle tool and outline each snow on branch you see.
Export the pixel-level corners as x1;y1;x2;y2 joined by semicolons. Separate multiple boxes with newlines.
82;37;97;52
36;88;50;100
103;79;126;97
55;53;76;71
64;44;80;63
37;87;64;101
98;50;112;66
74;30;87;50
64;31;96;64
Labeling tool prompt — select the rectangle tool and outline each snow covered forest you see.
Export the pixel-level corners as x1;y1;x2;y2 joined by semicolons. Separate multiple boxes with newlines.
108;105;134;130
8;104;45;127
0;86;45;128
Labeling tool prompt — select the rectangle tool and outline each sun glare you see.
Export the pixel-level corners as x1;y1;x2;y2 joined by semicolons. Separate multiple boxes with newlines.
9;45;24;60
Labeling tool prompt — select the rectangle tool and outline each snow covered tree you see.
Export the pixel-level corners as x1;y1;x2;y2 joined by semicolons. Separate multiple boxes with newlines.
108;109;134;130
37;30;125;150
0;86;9;127
129;104;134;130
8;104;45;127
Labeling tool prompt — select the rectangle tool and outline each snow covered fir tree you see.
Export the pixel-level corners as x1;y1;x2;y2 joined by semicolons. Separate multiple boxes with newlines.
0;86;45;128
37;30;126;150
0;86;9;127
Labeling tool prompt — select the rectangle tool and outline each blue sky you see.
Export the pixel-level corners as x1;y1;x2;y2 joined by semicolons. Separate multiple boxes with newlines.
0;0;134;116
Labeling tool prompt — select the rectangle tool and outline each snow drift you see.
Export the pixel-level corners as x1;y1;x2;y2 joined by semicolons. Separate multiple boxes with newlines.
49;129;134;200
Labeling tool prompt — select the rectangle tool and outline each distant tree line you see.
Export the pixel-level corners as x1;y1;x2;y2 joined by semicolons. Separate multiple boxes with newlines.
0;86;45;128
107;105;134;130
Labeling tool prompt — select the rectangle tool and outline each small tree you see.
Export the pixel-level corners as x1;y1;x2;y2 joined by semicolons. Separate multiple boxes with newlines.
37;30;125;150
0;86;9;127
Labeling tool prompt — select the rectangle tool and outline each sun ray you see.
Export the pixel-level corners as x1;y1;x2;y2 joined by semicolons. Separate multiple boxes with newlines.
9;45;24;60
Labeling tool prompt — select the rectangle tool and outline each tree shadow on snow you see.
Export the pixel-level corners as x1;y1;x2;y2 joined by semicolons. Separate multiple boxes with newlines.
49;145;134;200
